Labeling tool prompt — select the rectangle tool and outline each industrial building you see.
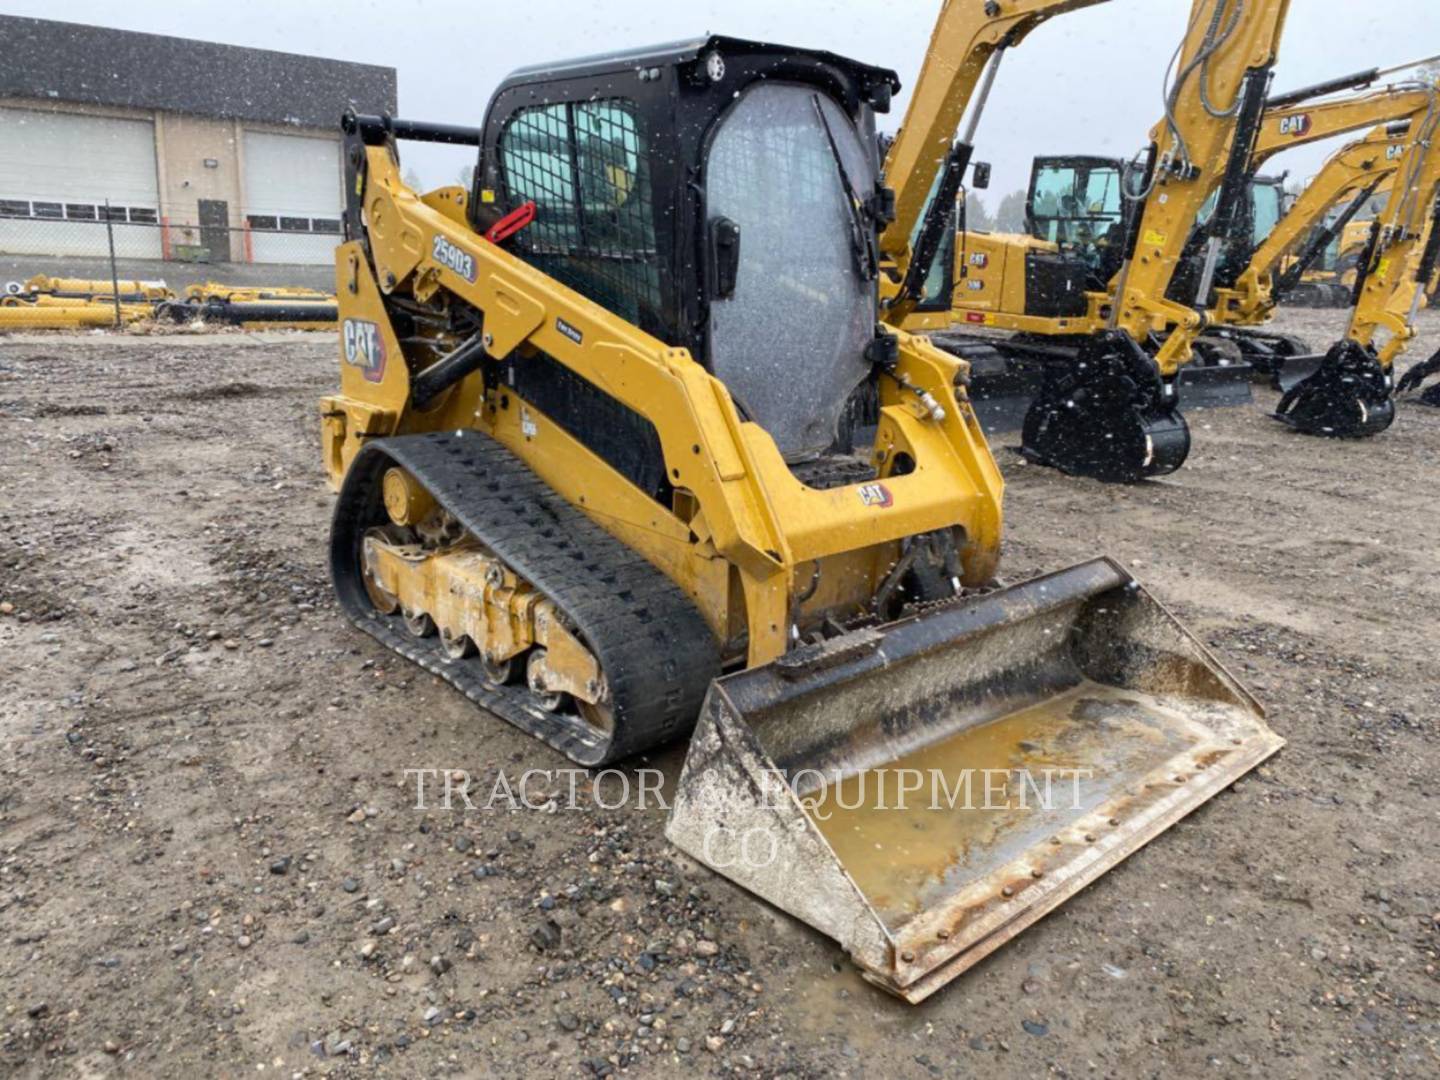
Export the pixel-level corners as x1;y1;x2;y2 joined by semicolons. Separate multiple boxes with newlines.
0;16;396;264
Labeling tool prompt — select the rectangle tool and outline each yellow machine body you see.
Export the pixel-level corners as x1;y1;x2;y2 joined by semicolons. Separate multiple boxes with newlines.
321;147;1004;669
321;31;1280;1001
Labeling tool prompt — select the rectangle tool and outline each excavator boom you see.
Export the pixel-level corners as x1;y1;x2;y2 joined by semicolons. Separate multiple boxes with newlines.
881;0;1111;317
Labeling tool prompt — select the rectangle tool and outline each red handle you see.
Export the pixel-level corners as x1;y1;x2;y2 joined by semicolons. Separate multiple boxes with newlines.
485;200;536;244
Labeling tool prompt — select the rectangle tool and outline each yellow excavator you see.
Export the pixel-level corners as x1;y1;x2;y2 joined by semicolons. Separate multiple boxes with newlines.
319;17;1284;1002
882;0;1297;480
1276;92;1440;434
1199;122;1415;387
933;57;1439;446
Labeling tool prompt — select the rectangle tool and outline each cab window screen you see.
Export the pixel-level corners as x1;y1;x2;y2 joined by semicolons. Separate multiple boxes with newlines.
1030;163;1121;246
499;99;662;335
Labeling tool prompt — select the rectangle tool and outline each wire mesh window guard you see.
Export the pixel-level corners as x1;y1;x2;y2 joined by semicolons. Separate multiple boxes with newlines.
499;98;662;333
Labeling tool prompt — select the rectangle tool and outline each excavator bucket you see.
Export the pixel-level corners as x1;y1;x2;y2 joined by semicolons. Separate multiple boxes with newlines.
666;559;1281;1003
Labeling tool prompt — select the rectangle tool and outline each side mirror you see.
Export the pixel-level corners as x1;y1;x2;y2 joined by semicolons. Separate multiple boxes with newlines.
709;216;741;300
971;161;992;190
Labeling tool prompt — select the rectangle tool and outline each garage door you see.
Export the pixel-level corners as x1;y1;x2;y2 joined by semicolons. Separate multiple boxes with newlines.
0;108;162;259
243;131;342;265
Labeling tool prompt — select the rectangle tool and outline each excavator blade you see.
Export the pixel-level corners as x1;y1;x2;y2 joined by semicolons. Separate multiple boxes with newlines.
1272;352;1326;394
944;337;1252;436
666;558;1281;1003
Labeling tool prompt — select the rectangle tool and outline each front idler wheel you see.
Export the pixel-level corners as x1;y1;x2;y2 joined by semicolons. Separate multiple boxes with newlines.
1020;330;1190;483
1273;339;1395;438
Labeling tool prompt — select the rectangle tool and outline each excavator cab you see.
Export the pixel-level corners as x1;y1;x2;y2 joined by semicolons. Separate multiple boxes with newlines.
1026;155;1128;290
1169;174;1288;307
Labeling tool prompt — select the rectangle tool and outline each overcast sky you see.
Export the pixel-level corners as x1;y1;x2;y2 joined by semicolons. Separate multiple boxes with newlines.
9;0;1440;205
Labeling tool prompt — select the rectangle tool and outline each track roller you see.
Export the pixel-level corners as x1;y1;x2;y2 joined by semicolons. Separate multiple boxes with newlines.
1020;330;1191;483
330;432;718;765
1273;339;1396;438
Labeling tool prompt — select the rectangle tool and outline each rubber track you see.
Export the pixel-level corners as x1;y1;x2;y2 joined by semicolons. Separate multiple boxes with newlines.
330;430;720;766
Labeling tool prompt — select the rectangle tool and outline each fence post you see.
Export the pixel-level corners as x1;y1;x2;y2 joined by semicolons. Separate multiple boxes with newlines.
104;198;122;329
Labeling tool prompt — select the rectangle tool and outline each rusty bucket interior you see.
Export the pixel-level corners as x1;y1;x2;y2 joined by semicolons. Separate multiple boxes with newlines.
666;558;1283;1002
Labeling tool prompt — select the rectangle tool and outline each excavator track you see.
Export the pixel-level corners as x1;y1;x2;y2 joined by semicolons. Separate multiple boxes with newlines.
330;430;720;766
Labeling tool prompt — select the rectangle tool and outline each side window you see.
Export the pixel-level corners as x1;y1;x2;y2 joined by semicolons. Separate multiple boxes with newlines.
909;167;955;308
1029;166;1075;243
499;99;662;333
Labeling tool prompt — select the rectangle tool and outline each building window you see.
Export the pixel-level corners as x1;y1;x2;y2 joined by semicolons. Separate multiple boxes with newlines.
247;215;278;231
311;217;341;234
0;200;30;218
100;205;127;221
280;216;310;232
66;204;97;220
128;207;158;224
33;202;63;220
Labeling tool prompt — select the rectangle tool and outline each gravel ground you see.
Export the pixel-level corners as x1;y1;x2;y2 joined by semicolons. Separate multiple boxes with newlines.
1;307;1438;1078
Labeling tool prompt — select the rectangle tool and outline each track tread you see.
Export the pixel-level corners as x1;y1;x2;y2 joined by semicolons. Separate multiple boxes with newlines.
329;430;720;765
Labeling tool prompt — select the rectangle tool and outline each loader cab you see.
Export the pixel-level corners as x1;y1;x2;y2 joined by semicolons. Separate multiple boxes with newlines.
474;36;899;464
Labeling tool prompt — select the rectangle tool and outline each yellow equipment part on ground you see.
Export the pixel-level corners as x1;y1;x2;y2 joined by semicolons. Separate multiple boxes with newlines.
0;294;153;329
164;282;338;331
183;281;333;304
11;274;174;302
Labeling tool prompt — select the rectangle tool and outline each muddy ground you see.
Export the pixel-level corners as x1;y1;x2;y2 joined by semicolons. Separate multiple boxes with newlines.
1;308;1438;1079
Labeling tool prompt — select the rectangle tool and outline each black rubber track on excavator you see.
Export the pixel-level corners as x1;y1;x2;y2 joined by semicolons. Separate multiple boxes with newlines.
330;430;720;766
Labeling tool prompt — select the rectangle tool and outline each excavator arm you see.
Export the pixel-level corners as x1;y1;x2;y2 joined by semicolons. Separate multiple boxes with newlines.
880;0;1112;319
1275;100;1440;436
1114;0;1292;375
1265;128;1403;293
1225;123;1409;320
1203;73;1440;324
1252;75;1439;167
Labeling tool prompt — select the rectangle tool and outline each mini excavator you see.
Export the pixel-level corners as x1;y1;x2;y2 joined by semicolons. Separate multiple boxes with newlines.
883;0;1295;481
319;26;1282;1001
932;56;1440;440
1202;124;1410;386
1282;103;1440;434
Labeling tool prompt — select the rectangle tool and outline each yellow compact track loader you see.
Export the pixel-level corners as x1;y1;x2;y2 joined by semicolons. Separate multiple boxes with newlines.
321;35;1280;1002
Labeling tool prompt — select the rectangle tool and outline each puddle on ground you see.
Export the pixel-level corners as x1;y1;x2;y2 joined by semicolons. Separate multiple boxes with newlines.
806;680;1202;927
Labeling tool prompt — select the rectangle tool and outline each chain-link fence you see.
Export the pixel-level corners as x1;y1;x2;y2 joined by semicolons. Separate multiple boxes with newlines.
0;198;340;292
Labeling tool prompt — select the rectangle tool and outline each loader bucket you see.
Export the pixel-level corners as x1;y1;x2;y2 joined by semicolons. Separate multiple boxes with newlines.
666;558;1281;1003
